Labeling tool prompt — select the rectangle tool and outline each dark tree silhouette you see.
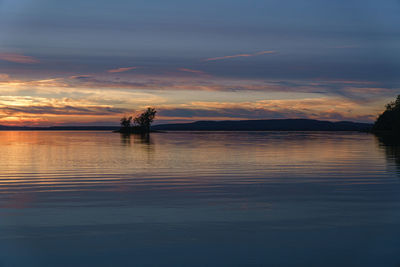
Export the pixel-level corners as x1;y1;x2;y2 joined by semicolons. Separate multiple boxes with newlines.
133;107;157;132
373;95;400;134
120;116;132;130
118;108;157;133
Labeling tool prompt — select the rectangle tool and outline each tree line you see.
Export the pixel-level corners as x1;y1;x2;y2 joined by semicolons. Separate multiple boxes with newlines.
373;95;400;134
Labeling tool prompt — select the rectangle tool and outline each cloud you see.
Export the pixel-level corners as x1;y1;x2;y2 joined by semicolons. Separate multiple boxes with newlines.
0;94;380;126
0;96;130;126
328;45;360;49
2;105;125;116
0;73;10;80
69;75;92;79
253;51;278;56
0;72;392;126
1;73;394;102
203;50;276;62
177;68;207;75
0;53;39;64
157;98;378;122
107;67;138;73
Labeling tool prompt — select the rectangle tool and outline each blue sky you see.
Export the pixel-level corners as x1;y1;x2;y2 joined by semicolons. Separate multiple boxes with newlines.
0;0;399;125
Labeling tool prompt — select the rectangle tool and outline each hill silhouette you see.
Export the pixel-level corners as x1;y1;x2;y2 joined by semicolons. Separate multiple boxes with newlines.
152;119;372;131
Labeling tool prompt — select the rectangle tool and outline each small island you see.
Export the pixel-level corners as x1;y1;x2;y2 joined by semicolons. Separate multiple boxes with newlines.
116;107;157;134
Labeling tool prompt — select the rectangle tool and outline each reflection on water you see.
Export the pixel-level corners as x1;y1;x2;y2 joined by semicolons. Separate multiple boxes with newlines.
120;132;152;146
0;131;399;267
376;134;400;176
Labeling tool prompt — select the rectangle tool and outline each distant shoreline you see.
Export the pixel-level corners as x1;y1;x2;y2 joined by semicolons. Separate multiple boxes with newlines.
0;119;372;132
152;119;372;132
0;126;120;131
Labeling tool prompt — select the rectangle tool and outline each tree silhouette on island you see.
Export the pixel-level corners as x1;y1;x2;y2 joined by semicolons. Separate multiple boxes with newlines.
373;95;400;135
118;107;157;134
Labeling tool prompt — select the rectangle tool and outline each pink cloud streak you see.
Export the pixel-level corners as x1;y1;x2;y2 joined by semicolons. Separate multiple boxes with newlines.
108;67;138;73
178;68;207;75
203;50;276;61
0;53;39;64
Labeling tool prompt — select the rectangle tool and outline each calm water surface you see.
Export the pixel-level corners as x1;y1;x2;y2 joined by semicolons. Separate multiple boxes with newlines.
0;131;399;266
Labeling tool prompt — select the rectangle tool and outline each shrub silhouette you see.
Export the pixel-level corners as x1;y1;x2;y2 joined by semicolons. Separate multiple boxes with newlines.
119;108;156;133
120;116;132;130
373;95;400;134
133;107;157;132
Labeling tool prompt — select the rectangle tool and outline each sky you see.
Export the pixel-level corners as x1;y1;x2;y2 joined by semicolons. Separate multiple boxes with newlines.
0;0;399;126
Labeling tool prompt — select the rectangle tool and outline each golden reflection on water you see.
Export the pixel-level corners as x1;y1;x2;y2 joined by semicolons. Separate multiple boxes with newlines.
0;131;394;195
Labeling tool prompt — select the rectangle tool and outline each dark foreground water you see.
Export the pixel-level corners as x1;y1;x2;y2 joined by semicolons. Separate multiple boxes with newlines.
0;131;399;266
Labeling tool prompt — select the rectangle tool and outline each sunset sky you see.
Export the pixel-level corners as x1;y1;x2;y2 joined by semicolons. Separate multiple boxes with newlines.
0;0;399;126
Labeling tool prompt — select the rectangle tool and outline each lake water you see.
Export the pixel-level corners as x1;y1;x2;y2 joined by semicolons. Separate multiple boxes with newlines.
0;131;399;266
